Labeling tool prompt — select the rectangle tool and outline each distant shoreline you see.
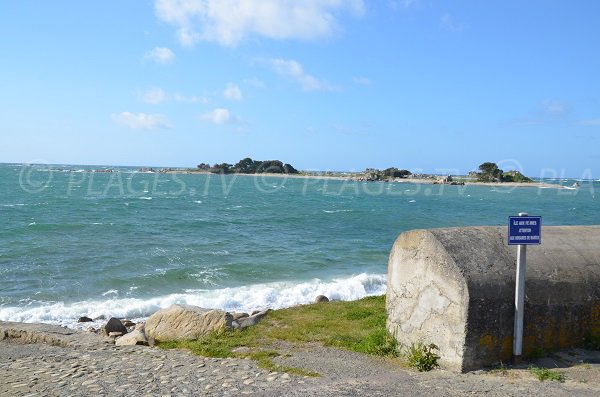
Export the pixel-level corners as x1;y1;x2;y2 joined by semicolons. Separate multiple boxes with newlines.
160;169;563;189
1;163;569;189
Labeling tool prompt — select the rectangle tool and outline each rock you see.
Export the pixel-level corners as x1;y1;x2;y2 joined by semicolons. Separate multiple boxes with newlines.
115;328;148;346
93;315;106;321
108;331;123;337
314;295;329;303
236;310;270;329
121;319;135;327
250;310;261;316
77;316;93;323
104;317;128;336
145;304;233;342
232;312;249;320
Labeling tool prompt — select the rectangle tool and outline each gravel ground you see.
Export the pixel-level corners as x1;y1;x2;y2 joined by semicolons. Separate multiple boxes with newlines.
1;321;599;396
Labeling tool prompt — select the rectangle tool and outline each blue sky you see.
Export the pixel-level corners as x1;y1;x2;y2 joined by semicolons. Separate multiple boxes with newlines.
1;0;599;177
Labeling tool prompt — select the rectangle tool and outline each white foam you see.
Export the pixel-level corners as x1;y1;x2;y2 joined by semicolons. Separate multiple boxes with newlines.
0;273;387;328
208;250;230;256
139;197;153;200
408;200;416;203
322;209;353;213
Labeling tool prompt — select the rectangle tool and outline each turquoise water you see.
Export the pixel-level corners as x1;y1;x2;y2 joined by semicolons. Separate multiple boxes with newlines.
0;163;598;326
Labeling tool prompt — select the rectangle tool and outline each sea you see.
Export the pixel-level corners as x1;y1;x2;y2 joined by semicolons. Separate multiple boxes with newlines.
0;163;598;328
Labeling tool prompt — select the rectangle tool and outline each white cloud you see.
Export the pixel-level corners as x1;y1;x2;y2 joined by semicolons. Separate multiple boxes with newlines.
223;83;243;101
142;87;168;104
143;47;175;64
511;99;571;126
112;112;170;129
440;13;465;32
141;87;209;104
201;108;234;124
154;0;364;47
243;77;266;89
353;76;371;85
270;58;335;91
541;100;569;117
388;0;419;9
580;119;600;126
173;93;209;103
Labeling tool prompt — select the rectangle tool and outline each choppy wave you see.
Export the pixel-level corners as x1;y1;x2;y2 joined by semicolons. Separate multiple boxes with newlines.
0;273;387;328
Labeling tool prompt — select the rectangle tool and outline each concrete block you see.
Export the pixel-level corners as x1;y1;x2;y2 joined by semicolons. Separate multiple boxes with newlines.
386;226;600;372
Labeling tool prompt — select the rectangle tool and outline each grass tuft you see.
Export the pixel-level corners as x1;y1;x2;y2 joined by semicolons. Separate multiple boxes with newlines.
404;341;440;372
489;361;509;376
529;366;565;382
248;351;320;377
158;295;398;376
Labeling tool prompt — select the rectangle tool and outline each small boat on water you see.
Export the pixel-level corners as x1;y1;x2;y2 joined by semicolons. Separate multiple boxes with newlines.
563;182;580;190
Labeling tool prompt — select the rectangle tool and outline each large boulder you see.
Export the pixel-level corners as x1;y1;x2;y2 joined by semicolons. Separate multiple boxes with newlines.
314;295;329;303
115;328;148;346
145;304;233;342
233;310;270;330
104;317;128;336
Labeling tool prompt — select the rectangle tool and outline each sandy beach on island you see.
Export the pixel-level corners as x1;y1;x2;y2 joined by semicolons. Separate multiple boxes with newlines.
162;169;565;190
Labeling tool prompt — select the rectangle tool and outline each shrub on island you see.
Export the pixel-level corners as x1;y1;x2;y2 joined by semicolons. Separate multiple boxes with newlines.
474;162;532;183
200;157;299;174
501;170;533;183
357;167;412;181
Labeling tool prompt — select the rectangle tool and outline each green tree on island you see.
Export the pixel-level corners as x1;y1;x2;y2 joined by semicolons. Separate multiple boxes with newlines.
383;167;412;178
201;158;299;175
475;162;532;183
477;162;503;182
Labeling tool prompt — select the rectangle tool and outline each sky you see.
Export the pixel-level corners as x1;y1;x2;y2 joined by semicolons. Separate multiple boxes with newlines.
1;0;599;177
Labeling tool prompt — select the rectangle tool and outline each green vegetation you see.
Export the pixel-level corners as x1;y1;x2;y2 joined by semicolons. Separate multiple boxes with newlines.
197;157;299;174
360;167;412;181
474;162;533;183
584;333;600;350
383;167;412;179
404;342;440;372
489;362;509;376
502;170;532;183
529;366;565;382
158;296;399;374
528;347;548;360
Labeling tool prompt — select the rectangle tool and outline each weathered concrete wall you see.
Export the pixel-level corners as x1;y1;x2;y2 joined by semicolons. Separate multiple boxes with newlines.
386;226;600;372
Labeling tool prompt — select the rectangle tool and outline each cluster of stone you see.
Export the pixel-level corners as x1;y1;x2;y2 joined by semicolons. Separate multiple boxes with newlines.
0;338;308;396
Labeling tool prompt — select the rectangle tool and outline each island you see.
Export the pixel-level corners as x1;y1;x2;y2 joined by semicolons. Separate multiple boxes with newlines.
143;158;560;189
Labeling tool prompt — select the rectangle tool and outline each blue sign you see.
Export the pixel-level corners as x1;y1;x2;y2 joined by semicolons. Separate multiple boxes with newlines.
508;216;542;245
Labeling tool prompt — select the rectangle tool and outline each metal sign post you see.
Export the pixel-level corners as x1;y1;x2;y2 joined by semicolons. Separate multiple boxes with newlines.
507;212;542;363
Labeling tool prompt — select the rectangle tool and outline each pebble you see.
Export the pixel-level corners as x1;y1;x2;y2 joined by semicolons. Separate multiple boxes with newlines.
0;330;315;397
